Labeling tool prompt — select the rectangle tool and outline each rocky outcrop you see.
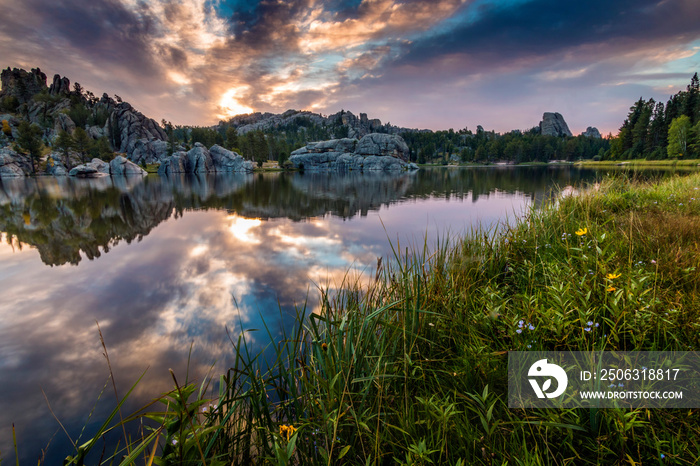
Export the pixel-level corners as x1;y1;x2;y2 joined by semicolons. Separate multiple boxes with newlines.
158;143;254;175
209;145;256;172
0;148;31;177
45;153;68;176
539;112;572;137
69;157;145;177
221;109;428;139
109;156;147;176
69;159;110;177
0;67;47;103
53;113;76;134
130;139;170;164
289;133;418;172
107;102;168;164
48;74;71;96
582;127;602;139
158;152;187;175
355;133;410;160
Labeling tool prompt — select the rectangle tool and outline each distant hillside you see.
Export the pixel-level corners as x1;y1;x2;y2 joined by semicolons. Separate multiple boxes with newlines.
218;108;426;139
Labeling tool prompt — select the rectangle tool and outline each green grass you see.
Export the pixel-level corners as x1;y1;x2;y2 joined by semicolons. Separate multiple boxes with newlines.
60;172;700;465
576;158;700;169
144;163;160;174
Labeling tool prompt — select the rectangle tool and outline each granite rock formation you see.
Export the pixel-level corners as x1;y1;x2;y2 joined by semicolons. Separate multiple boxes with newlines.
158;143;255;175
539;112;572;137
582;127;602;139
108;103;168;164
48;74;71;96
0;148;31;177
289;133;418;171
221;109;428;139
0;67;48;103
69;157;146;177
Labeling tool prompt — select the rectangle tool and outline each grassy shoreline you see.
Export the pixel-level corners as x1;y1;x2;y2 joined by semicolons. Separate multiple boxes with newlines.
60;172;700;465
575;159;700;169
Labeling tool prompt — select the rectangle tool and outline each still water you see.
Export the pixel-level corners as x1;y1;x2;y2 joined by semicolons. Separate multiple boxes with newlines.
0;166;620;463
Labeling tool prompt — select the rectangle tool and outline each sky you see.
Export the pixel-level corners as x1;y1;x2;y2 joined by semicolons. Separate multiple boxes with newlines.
1;0;699;134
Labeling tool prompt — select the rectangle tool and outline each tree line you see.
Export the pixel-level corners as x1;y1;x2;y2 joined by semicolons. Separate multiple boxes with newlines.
607;73;700;160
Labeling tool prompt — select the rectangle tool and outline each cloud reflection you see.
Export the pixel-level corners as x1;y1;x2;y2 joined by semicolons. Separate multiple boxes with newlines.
0;166;598;463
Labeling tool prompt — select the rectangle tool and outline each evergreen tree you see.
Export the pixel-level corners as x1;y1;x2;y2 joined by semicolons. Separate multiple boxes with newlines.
16;121;43;174
72;127;91;163
89;137;114;161
225;126;239;151
55;130;75;169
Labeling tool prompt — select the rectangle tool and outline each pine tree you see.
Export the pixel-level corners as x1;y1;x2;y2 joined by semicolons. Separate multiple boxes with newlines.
16;121;43;174
55;130;75;169
225;126;238;151
72;127;91;163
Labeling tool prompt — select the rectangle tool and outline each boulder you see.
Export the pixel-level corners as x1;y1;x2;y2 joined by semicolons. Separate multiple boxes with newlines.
288;133;416;172
45;153;68;176
355;133;410;160
310;138;358;153
0;148;30;177
128;138;170;164
158;151;187;175
69;165;100;177
109;156;147;176
69;159;110;177
209;145;255;172
539;112;572;137
88;125;105;139
582;126;602;139
54;113;76;134
186;143;215;173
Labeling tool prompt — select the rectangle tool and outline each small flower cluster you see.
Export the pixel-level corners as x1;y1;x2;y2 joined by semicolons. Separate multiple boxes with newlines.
583;321;600;332
605;272;621;292
516;320;535;334
201;403;218;413
279;424;297;441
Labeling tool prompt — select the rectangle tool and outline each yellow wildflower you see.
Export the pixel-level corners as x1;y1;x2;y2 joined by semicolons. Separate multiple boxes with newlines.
607;286;616;292
606;273;621;280
575;227;588;236
279;424;297;441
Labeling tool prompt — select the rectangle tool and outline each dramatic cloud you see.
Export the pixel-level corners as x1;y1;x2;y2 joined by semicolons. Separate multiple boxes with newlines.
1;0;699;132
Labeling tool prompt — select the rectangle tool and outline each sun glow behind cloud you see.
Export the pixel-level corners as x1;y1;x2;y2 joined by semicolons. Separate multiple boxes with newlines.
218;87;255;119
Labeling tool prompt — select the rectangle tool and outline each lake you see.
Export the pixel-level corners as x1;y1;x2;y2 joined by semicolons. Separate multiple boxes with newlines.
0;166;668;464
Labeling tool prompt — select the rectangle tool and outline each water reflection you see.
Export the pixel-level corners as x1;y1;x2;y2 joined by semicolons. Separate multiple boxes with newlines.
0;167;600;464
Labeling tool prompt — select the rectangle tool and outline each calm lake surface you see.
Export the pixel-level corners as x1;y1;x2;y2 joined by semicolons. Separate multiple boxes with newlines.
0;166;678;463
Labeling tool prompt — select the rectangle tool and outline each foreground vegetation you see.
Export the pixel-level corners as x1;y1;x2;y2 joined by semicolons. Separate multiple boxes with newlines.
53;172;700;465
